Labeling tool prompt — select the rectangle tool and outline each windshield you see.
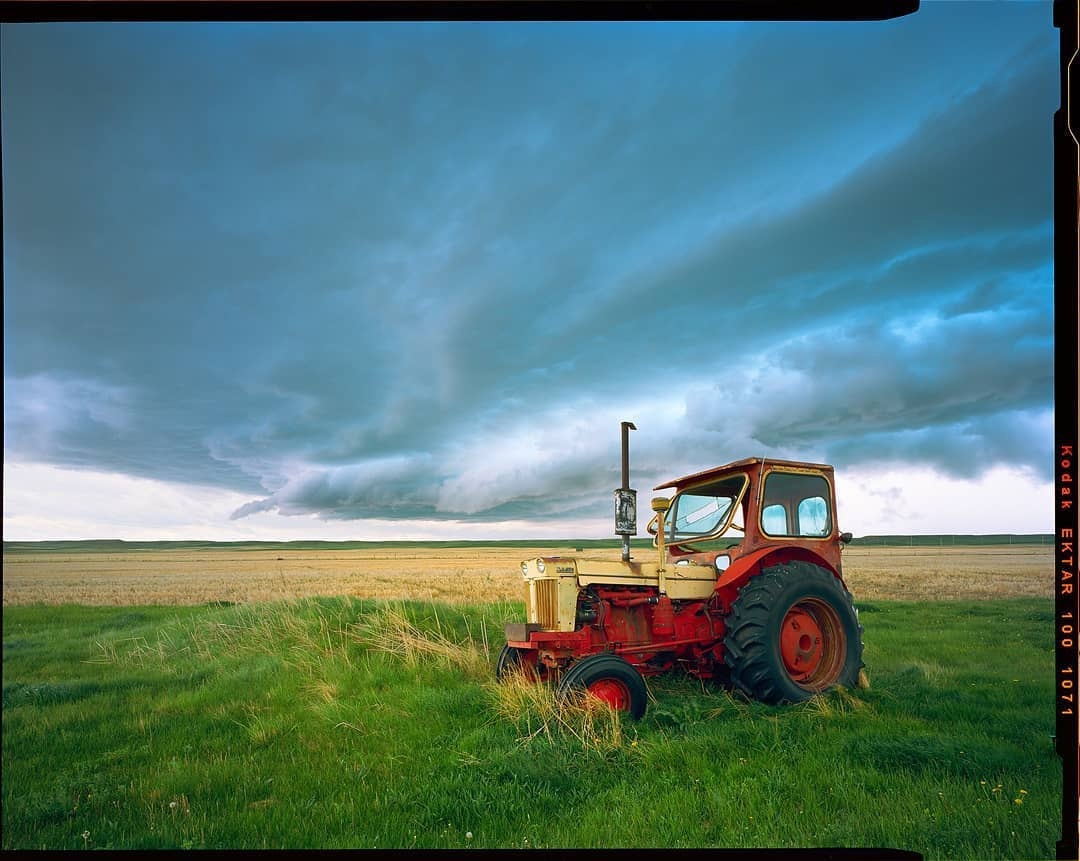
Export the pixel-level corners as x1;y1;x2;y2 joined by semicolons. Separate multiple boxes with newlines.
665;475;747;543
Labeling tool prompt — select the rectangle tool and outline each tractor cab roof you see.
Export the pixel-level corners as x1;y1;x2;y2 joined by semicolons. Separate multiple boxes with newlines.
654;457;835;492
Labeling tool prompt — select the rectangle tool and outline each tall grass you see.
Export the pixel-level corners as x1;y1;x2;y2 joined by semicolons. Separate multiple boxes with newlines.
2;597;1062;856
356;602;492;679
484;667;628;754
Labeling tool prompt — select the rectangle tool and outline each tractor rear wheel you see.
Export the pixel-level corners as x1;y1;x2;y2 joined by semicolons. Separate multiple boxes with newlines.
557;653;648;719
724;561;863;704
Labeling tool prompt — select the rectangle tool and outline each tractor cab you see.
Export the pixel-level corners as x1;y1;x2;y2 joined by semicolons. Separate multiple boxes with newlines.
651;458;851;576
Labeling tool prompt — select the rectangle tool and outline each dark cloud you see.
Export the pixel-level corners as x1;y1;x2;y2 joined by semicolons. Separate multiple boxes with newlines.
1;9;1057;527
824;410;1052;480
684;309;1052;478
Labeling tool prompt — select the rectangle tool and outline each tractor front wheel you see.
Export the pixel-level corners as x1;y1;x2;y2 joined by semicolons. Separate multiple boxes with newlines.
724;561;863;704
556;653;648;719
496;644;522;680
496;643;548;678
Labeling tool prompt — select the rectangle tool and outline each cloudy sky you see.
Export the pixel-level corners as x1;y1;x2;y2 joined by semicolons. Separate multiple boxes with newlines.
2;5;1058;541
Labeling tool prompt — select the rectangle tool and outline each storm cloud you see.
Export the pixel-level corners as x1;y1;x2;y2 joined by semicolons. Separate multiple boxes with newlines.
1;7;1057;535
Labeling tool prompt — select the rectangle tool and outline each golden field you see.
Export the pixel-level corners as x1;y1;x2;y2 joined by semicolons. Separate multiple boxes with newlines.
1;544;1054;606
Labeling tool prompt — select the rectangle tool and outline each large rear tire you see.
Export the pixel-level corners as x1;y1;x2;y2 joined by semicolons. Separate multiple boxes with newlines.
557;653;648;720
724;561;863;704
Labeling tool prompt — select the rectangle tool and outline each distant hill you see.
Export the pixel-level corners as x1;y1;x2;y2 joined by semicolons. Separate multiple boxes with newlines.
0;538;656;553
2;535;1054;552
847;534;1053;547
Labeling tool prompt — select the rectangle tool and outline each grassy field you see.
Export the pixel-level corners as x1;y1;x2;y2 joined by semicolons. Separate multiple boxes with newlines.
1;596;1060;855
0;542;1063;855
1;543;1055;606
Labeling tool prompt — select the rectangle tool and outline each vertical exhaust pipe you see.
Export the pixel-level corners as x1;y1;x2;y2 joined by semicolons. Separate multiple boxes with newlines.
614;421;637;562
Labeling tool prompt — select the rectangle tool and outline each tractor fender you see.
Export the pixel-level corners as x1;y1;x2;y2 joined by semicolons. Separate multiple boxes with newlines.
715;546;844;594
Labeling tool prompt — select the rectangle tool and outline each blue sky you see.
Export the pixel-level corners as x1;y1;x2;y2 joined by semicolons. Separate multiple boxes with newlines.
2;6;1058;540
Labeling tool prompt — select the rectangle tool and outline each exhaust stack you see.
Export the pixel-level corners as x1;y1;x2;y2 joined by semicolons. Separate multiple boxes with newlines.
614;421;637;562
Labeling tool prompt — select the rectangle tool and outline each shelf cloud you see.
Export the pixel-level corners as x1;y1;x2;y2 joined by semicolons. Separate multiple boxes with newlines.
2;8;1057;537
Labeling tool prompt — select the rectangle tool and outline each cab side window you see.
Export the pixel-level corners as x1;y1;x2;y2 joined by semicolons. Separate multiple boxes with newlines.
760;472;832;538
762;503;788;535
797;496;829;536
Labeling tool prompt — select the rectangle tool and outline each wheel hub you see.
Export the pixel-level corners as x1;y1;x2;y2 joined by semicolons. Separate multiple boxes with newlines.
780;606;825;680
587;679;631;712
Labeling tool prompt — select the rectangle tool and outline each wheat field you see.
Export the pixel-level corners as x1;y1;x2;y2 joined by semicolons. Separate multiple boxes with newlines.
0;544;1053;606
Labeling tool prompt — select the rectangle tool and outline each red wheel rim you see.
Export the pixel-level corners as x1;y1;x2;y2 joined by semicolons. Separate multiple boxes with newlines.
586;678;631;712
780;599;846;690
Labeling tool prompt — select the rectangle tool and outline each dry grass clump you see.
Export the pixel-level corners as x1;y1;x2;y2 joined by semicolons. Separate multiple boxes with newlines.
484;666;626;754
353;602;492;680
798;683;871;718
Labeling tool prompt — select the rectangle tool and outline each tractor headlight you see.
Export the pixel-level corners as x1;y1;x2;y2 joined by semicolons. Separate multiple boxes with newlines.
536;558;546;574
715;554;731;572
521;561;529;576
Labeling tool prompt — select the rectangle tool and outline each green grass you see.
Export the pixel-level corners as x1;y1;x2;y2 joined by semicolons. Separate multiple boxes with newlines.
2;598;1061;856
849;535;1053;547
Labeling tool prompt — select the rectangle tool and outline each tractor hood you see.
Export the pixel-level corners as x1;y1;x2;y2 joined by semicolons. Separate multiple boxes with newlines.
520;555;715;601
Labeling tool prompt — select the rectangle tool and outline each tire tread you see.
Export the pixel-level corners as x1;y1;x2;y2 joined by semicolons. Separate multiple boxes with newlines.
724;561;864;704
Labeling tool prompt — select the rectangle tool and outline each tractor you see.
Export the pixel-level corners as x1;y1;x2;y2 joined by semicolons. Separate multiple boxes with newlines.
497;422;864;718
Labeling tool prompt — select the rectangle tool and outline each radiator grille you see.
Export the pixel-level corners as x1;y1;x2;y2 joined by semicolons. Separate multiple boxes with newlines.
529;578;560;630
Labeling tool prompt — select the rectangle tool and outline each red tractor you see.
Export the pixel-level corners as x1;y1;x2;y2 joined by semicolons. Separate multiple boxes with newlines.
498;423;864;718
